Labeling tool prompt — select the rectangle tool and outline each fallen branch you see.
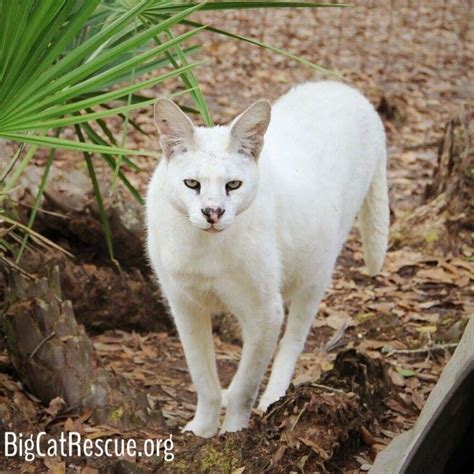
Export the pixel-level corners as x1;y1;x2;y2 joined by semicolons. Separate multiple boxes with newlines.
385;342;458;357
309;383;347;395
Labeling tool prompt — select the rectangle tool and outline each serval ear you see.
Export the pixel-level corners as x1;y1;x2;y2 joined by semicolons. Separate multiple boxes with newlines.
229;100;271;160
154;98;195;159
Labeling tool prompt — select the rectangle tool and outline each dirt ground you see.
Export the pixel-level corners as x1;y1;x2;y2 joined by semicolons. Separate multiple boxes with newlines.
1;1;473;472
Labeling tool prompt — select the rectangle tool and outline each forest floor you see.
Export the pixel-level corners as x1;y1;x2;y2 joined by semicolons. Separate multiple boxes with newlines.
1;2;473;473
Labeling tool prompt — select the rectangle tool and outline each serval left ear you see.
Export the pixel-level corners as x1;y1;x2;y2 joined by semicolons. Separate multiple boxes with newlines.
229;100;271;160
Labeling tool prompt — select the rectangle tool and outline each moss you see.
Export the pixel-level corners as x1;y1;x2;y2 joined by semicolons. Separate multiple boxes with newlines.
356;311;375;323
198;443;240;473
109;406;124;423
424;229;439;244
165;459;189;472
160;437;244;473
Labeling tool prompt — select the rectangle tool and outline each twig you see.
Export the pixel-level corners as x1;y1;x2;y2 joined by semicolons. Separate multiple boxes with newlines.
0;223;17;239
405;139;440;151
385;342;458;357
309;383;347;395
324;322;348;352
291;404;307;430
29;332;56;360
0;254;34;279
0;142;25;184
12;200;71;219
262;395;293;421
336;6;344;62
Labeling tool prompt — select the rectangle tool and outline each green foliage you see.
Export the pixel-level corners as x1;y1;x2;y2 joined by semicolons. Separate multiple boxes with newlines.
0;0;344;262
0;1;204;153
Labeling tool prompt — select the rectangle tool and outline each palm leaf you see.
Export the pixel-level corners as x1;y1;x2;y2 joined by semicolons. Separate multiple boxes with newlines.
1;133;158;157
1;0;347;263
0;2;205;158
75;124;114;260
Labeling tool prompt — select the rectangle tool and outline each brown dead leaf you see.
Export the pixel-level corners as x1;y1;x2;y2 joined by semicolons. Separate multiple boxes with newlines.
454;275;470;287
367;301;395;314
43;457;65;474
64;417;85;434
83;425;120;440
314;310;355;329
360;426;377;446
412;390;425;410
409;313;440;324
370;443;387;461
418;300;441;309
231;467;246;474
0;374;20;393
359;339;390;350
93;342;123;352
20;463;37;473
416;267;457;284
388;368;406;387
45;397;66;416
384;249;430;273
297;436;330;460
13;390;37;420
271;444;287;466
79;408;93;423
81;468;100;474
386;398;411;415
415;325;437;333
293;363;322;385
380;429;398;439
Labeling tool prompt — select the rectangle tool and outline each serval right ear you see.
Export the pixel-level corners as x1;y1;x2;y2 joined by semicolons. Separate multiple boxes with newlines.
154;98;195;159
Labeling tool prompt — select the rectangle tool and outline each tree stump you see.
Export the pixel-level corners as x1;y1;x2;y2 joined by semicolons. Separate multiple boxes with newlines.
1;267;165;430
391;108;473;255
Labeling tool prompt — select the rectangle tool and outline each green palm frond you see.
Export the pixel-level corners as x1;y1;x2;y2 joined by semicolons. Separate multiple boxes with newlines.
0;0;346;262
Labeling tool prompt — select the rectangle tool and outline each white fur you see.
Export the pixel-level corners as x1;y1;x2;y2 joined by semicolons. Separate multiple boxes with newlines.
146;81;389;437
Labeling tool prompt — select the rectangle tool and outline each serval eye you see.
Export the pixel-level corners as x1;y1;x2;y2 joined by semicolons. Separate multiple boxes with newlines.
226;180;242;192
184;179;200;192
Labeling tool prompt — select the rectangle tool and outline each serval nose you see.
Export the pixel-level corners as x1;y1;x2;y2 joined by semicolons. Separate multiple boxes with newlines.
201;207;225;224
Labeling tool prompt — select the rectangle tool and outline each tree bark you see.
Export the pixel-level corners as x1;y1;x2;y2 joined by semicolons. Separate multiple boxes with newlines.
1;267;165;430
